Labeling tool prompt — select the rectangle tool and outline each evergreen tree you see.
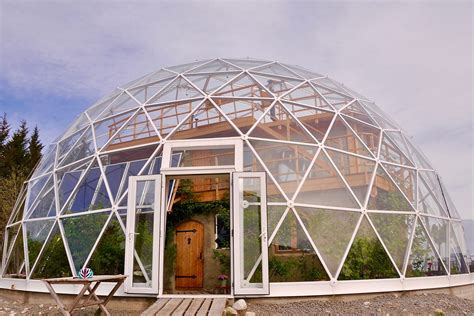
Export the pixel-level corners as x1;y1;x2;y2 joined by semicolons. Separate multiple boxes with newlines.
0;113;10;175
1;120;29;178
28;126;43;172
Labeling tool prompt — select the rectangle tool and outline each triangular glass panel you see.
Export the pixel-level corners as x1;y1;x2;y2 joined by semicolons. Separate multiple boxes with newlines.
118;158;152;207
296;150;359;208
62;112;91;140
146;99;203;138
312;77;352;97
269;209;330;282
450;222;471;269
58;127;95;168
249;102;317;144
406;218;447;277
369;213;415;272
31;223;71;278
85;91;122;121
282;83;332;110
326;149;376;205
384;131;413;161
93;109;136;151
31;144;57;179
267;205;288;239
339;216;399;280
243;143;287;202
4;224;21;268
212;73;271;98
367;165;414;212
343;116;380;156
418;176;448;217
222;58;269;70
282;102;335;142
25;219;55;271
62;212;110;271
379;132;414;167
296;207;360;277
439;181;460;218
252;73;303;97
212;98;270;134
28;178;56;219
57;158;92;212
186;59;241;73
87;214;125;275
104;109;159;152
381;163;417;206
96;91;142;121
26;174;52;213
123;69;176;90
405;140;432;169
311;81;353;110
419;171;447;212
185;72;239;94
341;101;378;126
249;139;317;200
360;102;398;130
324;116;372;157
3;225;25;277
421;216;449;270
146;77;203;104
98;158;128;204
8;186;27;225
164;59;211;73
280;63;323;80
57;127;88;163
449;223;469;274
252;62;303;79
169;100;240;140
127;77;175;104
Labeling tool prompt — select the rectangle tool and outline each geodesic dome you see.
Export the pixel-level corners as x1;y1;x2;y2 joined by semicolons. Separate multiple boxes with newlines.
2;58;471;296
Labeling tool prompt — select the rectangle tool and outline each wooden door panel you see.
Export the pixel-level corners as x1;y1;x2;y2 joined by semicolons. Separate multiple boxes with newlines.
175;221;204;288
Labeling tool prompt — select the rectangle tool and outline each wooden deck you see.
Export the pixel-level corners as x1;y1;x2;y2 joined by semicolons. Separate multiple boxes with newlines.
141;298;227;316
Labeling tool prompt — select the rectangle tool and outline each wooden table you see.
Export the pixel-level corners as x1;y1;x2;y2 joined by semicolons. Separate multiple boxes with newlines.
42;275;126;316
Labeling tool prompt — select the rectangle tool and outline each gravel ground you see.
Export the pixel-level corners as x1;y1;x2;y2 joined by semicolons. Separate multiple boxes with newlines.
247;293;474;315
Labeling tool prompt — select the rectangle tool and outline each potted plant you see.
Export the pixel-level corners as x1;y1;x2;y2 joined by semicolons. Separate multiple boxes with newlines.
218;274;228;287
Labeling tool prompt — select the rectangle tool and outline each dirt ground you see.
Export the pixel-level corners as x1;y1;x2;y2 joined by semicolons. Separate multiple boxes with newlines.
0;292;472;315
247;293;474;315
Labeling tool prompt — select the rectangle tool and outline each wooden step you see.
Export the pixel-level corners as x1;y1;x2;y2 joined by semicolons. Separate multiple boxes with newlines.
141;297;228;316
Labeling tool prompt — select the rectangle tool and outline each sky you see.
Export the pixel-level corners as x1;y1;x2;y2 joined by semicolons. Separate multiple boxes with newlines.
0;0;472;220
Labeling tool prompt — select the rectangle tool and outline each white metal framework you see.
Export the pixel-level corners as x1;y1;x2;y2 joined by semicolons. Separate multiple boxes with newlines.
1;58;472;297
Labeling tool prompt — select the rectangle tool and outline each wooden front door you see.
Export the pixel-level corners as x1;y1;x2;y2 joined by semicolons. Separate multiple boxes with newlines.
175;221;204;288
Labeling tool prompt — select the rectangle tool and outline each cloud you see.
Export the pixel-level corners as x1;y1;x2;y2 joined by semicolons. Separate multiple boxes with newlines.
0;0;472;219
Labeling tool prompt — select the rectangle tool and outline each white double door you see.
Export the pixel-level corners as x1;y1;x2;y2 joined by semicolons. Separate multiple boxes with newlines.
123;172;269;295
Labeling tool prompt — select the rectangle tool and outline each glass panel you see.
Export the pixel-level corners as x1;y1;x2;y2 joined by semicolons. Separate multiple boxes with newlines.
57;127;87;162
384;131;413;161
406;218;447;277
25;219;55;269
213;73;270;98
118;159;150;207
185;72;239;94
3;225;25;278
249;139;317;200
64;161;102;214
295;151;359;208
62;212;110;272
343;116;381;156
406;140;432;169
325;116;372;157
311;82;353;110
31;144;56;179
367;165;414;212
86;91;122;121
249;102;317;144
127;77;175;104
451;222;472;272
172;147;234;167
88;214;126;275
243;144;286;202
440;181;460;218
186;59;240;73
283;83;332;109
170;100;239;140
212;98;270;134
26;175;51;213
59;128;95;167
382;163;416;206
421;216;449;271
281;102;334;142
269;209;330;282
165;59;211;73
280;63;323;80
93;110;135;150
251;73;302;97
379;133;414;167
267;205;287;239
360;101;399;130
327;149;376;206
95;91;141;120
147;77;203;104
369;213;415;272
340;101;378;126
418;176;448;217
252;62;302;79
449;223;469;274
146;99;203;138
339;216;398;280
57;161;90;211
296;207;360;277
125;69;175;90
28;176;56;219
31;224;71;278
222;58;269;70
312;77;351;98
419;171;448;212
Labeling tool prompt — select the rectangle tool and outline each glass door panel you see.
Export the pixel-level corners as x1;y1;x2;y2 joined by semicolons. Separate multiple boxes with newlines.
124;175;161;293
233;172;269;295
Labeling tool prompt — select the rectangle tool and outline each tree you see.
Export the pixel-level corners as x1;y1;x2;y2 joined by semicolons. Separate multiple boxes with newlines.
27;126;43;172
0;113;9;151
1;120;29;178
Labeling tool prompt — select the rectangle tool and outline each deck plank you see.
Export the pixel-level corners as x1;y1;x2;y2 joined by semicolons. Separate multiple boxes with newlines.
141;298;170;315
208;298;227;316
172;298;193;316
160;298;184;316
196;298;213;316
184;298;204;316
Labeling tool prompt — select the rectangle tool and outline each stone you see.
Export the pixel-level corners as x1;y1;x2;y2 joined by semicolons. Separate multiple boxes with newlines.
233;299;247;311
245;312;256;316
224;306;238;315
363;301;370;306
434;308;444;314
